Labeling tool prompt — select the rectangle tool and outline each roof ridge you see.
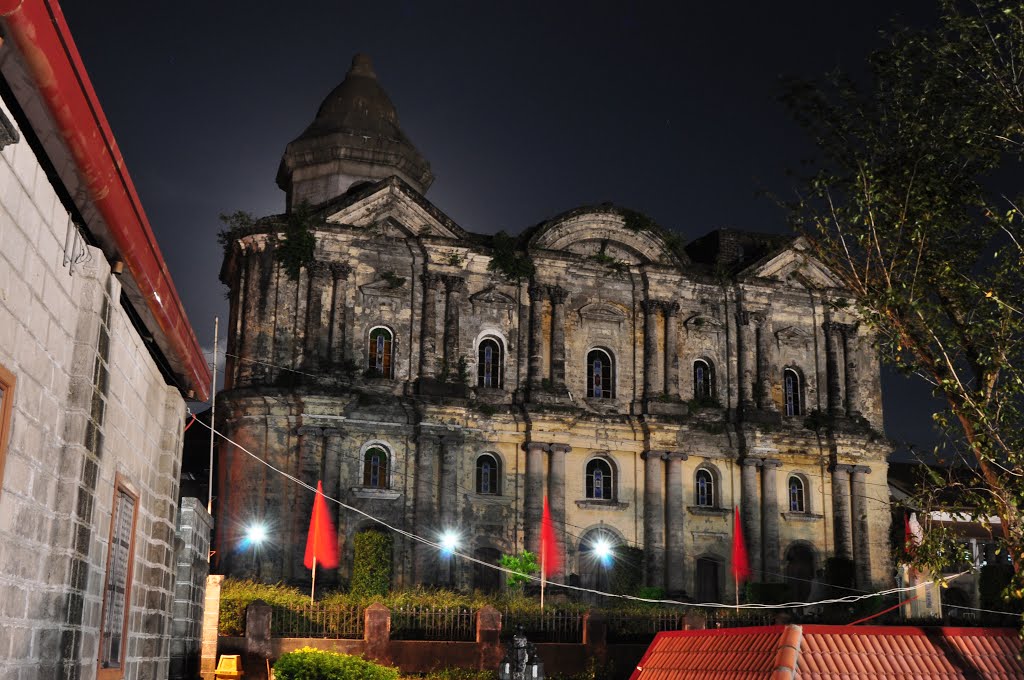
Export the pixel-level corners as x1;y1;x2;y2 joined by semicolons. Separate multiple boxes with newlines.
772;624;803;680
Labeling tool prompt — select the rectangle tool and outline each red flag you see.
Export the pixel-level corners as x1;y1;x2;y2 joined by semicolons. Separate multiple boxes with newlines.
540;496;562;577
731;506;750;585
304;481;339;570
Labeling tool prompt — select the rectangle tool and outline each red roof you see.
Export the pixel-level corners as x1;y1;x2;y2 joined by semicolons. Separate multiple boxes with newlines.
630;625;1024;680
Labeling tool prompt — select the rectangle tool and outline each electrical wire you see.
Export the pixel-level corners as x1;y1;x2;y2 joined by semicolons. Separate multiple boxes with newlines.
193;416;970;611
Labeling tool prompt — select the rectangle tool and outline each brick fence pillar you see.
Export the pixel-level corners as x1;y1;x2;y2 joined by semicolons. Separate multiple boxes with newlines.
199;575;223;680
245;601;272;680
582;612;607;668
477;606;503;670
364;602;392;664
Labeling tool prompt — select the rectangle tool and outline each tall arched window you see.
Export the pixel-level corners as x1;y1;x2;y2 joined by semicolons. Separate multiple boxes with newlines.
695;469;715;507
586;458;614;500
788;475;806;512
477;338;503;389
363;446;390;488
587;349;615;399
476;454;501;495
783;368;802;416
368;327;394;378
694;359;714;401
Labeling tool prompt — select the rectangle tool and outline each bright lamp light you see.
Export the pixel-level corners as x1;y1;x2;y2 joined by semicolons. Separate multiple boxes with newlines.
592;539;612;561
246;523;267;545
440;530;459;554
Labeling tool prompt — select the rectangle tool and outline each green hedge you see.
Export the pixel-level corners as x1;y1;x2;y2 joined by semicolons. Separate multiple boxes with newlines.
273;647;398;680
350;531;393;598
219;580;311;636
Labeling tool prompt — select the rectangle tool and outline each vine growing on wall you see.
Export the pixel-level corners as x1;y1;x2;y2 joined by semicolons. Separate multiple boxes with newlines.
487;231;535;281
277;202;318;280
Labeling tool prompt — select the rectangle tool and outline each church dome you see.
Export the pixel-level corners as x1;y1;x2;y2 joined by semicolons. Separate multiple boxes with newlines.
277;54;434;209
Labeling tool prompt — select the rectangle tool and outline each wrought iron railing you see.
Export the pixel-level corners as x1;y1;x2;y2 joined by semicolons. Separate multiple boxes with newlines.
389;606;477;641
501;609;584;643
604;609;689;643
271;604;365;639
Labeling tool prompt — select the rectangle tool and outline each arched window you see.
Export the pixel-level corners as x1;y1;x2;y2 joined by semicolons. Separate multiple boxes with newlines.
363;446;390;488
783;368;802;416
695;469;715;507
585;458;614;500
788;475;806;513
587;349;615;399
476;454;501;495
368;327;394;378
477;338;503;389
694;359;714;401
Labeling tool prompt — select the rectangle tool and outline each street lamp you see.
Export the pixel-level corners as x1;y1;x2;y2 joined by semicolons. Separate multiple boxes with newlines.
243;522;268;579
592;538;612;565
439;530;459;588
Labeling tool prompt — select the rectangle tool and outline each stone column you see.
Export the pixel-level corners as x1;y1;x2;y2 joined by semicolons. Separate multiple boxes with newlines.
548;443;570;573
293;426;323;581
303;261;330;369
851;465;872;588
642;300;660;399
328;263;352;366
419;273;441;381
831;464;853;560
323;427;344;586
413;434;442;584
442;276;464;380
760;459;782;581
523;442;548;554
840;324;860;417
439;436;458;532
528;285;547;391
237;251;261;385
824;321;845;416
642;451;666;589
740;459;763;578
755;314;775;411
663;302;680;398
738;312;757;408
549;287;568;390
664;452;688;593
439;436;459;587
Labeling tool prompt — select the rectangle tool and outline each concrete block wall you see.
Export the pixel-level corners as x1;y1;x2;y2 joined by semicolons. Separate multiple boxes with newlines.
170;497;213;680
0;91;190;679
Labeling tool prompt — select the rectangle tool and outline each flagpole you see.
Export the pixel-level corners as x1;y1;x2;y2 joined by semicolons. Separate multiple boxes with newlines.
311;556;317;604
540;547;546;611
207;317;218;516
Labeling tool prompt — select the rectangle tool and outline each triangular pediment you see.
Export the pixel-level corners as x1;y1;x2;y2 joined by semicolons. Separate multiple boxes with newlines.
360;274;407;298
743;237;843;289
774;325;812;347
684;314;725;333
578;302;627;324
323;179;466;240
469;285;516;307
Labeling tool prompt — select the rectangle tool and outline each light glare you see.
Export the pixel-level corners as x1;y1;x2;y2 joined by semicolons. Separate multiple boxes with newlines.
592;539;612;560
246;523;267;545
440;530;459;554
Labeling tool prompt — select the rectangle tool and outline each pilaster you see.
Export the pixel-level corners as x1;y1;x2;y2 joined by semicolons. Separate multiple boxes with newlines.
549;287;569;390
831;463;854;560
642;450;666;589
740;458;763;578
760;459;782;581
664;452;688;593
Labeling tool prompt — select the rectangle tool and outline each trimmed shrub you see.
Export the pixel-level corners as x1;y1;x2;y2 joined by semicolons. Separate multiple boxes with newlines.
274;647;398;680
219;580;310;636
609;546;644;595
350;530;393;598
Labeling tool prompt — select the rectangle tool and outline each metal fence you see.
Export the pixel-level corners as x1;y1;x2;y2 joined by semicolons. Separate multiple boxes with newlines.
501;609;584;643
390;606;477;641
705;609;777;629
271;604;365;639
605;609;689;644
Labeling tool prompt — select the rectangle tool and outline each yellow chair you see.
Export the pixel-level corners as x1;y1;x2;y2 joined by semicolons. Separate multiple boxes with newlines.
214;654;244;679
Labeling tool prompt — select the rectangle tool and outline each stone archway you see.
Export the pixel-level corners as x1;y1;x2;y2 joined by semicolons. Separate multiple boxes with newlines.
784;543;816;601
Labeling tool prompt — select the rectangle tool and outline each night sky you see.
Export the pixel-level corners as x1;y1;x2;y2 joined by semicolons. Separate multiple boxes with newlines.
61;1;942;457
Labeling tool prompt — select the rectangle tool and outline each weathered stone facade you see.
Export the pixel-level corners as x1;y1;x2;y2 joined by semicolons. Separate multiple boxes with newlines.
0;12;211;679
215;55;892;600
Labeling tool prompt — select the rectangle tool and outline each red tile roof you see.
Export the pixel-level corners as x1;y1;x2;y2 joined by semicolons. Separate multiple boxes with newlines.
630;625;1024;680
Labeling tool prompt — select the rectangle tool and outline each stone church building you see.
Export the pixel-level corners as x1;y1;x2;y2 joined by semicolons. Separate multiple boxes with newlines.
215;54;892;600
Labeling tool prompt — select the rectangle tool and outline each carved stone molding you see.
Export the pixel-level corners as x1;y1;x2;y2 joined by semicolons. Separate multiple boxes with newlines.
330;262;353;280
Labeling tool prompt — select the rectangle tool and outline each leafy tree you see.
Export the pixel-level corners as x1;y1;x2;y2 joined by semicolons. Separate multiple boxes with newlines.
499;550;539;590
783;0;1024;598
